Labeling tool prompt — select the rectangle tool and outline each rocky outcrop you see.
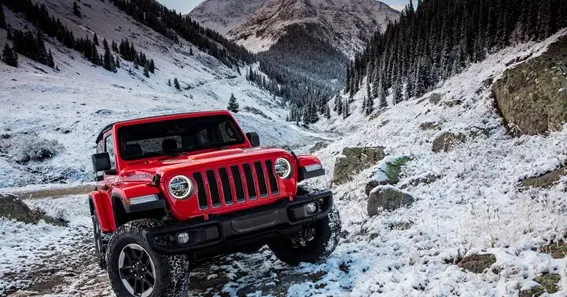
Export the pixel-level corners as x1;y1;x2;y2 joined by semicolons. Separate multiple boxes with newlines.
521;166;567;189
310;141;329;154
333;147;386;185
492;36;567;136
519;274;561;297
457;253;496;273
432;132;467;153
364;156;410;195
540;241;567;259
367;187;415;217
420;122;442;131
0;194;67;226
429;93;442;105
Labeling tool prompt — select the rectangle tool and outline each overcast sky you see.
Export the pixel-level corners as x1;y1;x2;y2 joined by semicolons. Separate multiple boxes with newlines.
156;0;412;14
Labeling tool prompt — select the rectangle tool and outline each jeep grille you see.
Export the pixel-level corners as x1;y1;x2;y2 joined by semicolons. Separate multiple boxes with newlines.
192;160;279;210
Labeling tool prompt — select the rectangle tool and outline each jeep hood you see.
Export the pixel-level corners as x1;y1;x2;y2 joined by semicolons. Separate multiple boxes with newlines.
120;148;294;180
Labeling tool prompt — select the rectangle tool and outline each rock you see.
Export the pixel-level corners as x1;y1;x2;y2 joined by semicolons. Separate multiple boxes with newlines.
429;93;442;105
432;132;467;153
400;173;441;189
419;122;441;131
519;274;561;297
540;241;567;259
365;157;410;195
333;147;386;185
521;166;567;189
492;36;567;136
367;187;415;217
457;253;496;273
483;77;494;88
0;194;67;226
310;141;329;154
444;99;462;107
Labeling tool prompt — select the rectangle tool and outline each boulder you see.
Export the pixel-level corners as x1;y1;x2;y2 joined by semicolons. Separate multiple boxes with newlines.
367;187;415;217
333;147;386;185
540;241;567;259
310;141;329;154
457;253;496;273
432;132;467;153
365;156;410;195
419;122;441;131
519;274;561;297
429;93;442;105
521;166;567;189
0;194;67;226
400;173;441;189
492;36;567;136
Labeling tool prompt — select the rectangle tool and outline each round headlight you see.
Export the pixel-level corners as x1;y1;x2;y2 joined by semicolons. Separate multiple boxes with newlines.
274;158;292;179
168;175;194;200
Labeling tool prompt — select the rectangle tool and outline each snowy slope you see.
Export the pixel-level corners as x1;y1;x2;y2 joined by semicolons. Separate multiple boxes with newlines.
3;30;567;297
187;0;265;36
189;0;400;56
0;0;321;188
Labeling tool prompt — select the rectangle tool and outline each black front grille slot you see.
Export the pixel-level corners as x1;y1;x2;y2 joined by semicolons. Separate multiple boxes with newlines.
193;173;208;209
231;166;245;202
265;160;279;195
206;170;221;208
242;164;257;200
254;162;268;198
218;167;233;205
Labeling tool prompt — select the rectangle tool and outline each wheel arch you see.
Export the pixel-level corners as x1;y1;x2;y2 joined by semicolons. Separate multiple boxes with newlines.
89;191;116;233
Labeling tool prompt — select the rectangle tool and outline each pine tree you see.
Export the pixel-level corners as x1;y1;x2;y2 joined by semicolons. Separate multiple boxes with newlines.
143;65;150;77
324;103;331;119
167;79;171;87
93;33;99;46
0;4;6;29
366;96;374;116
103;39;116;72
173;78;181;90
227;93;239;113
73;2;81;18
336;96;343;115
148;59;155;73
379;85;387;109
2;43;18;67
343;99;350;119
47;49;54;68
189;47;193;56
115;56;120;68
393;79;403;105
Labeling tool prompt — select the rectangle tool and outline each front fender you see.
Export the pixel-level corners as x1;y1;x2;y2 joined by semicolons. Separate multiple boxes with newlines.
89;191;116;233
297;155;325;181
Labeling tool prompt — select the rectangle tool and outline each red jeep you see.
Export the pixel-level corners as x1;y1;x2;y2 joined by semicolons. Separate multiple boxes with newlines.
89;111;341;297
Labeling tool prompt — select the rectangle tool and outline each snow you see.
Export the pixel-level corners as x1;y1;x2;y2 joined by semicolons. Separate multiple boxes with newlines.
2;0;567;295
189;0;400;57
0;0;318;188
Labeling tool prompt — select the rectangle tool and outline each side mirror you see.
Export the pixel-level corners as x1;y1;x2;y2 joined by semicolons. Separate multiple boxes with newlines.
92;153;111;172
246;132;260;147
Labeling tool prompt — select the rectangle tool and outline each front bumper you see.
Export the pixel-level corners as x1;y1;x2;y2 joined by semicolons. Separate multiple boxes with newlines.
146;189;333;256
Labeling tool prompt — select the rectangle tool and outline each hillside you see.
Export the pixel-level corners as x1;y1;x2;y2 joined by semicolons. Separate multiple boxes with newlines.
2;31;567;297
0;0;320;188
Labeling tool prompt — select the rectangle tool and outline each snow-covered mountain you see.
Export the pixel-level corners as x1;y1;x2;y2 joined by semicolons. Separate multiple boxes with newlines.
0;0;321;189
189;0;400;56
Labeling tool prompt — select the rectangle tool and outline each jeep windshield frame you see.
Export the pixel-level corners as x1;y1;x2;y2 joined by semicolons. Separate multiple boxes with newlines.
117;114;246;161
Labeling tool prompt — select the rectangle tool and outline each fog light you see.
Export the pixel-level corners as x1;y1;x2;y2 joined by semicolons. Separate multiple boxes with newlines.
176;232;190;244
304;202;318;215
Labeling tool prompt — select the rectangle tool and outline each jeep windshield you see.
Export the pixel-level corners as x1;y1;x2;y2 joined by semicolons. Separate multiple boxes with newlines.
118;115;245;160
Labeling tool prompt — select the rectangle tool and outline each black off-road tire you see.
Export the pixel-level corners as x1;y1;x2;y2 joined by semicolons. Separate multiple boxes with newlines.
92;212;110;269
106;219;190;297
268;206;341;266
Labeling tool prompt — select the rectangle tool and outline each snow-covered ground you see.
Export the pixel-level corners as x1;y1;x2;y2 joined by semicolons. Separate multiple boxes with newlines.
2;30;567;297
0;0;323;188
